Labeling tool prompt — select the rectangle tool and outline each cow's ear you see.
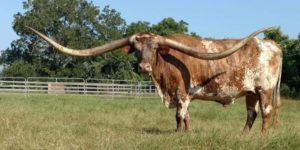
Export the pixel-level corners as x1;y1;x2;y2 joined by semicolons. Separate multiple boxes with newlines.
122;45;135;54
158;45;170;55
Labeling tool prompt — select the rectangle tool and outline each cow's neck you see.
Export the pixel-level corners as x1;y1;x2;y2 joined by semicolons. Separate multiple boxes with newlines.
148;53;172;101
149;53;166;90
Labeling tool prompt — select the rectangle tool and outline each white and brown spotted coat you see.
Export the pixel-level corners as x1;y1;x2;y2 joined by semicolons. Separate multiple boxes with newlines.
151;35;281;107
147;34;282;132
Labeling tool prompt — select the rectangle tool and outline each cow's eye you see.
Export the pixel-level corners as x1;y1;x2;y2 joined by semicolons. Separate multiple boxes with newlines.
148;43;158;50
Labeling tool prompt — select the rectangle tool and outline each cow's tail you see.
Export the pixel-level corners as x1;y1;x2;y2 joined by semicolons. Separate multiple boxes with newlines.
272;62;282;126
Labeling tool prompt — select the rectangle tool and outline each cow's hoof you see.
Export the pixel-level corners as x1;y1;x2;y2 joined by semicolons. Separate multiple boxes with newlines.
175;128;183;132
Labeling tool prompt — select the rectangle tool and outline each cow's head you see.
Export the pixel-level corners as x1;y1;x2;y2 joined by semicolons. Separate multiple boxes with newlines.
27;27;272;74
123;33;171;73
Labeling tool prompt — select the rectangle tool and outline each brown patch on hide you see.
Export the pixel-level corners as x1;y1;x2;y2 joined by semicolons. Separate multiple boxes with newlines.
268;53;281;74
203;79;221;94
158;45;170;55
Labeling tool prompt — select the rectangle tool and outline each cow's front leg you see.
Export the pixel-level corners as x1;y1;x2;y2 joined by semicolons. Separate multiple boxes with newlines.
184;111;192;131
175;97;191;132
175;108;184;132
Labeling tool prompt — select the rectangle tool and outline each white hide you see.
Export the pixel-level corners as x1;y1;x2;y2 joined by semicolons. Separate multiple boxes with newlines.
263;105;273;115
202;40;218;53
178;99;190;119
243;38;281;91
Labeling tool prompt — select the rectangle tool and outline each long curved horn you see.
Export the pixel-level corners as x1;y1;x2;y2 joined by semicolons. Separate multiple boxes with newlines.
157;27;274;60
27;26;129;57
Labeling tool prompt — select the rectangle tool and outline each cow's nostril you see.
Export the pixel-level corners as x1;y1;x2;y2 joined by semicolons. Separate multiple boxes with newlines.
139;62;152;72
145;64;150;68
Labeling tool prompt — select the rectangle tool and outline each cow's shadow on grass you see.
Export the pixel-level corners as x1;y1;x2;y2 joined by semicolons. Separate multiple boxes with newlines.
141;127;193;135
141;128;174;135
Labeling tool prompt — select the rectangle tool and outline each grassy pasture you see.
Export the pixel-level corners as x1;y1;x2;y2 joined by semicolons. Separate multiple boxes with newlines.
0;93;299;149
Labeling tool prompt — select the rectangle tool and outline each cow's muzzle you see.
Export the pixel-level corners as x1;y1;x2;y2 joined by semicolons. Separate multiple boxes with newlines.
139;62;152;72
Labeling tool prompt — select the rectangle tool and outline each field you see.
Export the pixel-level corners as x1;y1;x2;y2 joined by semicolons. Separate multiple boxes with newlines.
0;94;299;149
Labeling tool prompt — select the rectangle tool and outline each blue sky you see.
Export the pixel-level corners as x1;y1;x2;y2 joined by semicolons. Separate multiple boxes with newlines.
1;0;300;51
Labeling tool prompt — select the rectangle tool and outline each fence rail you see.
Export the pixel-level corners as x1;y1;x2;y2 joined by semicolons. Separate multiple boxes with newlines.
0;77;157;97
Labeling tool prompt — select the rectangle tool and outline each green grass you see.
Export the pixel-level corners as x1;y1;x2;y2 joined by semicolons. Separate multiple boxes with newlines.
0;93;299;149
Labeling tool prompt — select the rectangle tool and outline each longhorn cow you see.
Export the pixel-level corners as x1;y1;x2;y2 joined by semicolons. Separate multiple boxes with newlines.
28;27;282;132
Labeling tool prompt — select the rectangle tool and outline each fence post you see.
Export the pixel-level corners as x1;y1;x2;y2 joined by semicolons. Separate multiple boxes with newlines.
112;79;115;99
84;79;87;96
131;81;133;96
138;81;141;99
25;78;28;96
149;83;151;94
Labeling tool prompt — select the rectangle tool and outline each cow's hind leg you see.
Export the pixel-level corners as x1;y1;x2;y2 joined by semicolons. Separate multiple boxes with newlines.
272;93;281;128
243;92;259;132
256;88;273;133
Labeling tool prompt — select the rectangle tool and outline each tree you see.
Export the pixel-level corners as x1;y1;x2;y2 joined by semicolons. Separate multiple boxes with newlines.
1;0;129;79
126;21;152;36
152;17;188;35
1;60;37;77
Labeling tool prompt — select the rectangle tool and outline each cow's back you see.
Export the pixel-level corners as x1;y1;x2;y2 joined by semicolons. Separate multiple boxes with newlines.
162;35;282;101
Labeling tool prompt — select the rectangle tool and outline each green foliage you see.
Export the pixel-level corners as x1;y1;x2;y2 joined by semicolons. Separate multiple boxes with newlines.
125;18;196;37
152;17;188;35
264;27;300;98
190;32;201;38
126;21;152;36
93;51;141;80
1;60;37;77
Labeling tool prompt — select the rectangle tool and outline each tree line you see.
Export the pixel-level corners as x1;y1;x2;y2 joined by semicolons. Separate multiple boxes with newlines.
0;0;299;98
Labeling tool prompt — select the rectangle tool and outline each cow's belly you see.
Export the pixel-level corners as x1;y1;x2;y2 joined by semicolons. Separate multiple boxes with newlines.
190;85;246;105
193;93;245;105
